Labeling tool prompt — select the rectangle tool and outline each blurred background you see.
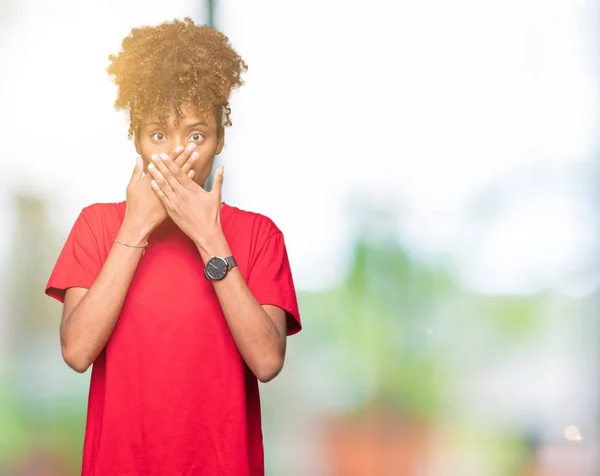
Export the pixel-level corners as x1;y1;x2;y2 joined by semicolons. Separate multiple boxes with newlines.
1;0;599;474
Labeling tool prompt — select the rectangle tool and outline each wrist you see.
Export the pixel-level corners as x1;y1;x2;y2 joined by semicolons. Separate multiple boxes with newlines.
195;230;231;263
118;219;152;246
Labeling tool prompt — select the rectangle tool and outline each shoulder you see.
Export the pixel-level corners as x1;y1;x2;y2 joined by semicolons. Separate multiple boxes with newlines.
79;201;126;224
223;203;283;245
73;201;126;241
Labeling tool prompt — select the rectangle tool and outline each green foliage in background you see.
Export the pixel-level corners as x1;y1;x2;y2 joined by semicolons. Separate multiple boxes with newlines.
299;225;545;422
300;237;453;420
0;376;86;474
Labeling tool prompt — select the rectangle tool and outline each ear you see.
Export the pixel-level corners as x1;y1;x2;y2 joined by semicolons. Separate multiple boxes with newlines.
215;127;225;155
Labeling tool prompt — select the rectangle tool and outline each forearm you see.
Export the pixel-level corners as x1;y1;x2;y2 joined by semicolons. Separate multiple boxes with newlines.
61;221;149;372
196;235;285;382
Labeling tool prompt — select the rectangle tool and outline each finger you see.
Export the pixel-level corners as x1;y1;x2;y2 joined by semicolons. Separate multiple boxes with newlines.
155;153;186;190
147;160;176;198
174;142;197;170
181;150;199;175
170;144;185;162
128;156;144;185
159;152;196;187
150;179;172;208
211;166;224;201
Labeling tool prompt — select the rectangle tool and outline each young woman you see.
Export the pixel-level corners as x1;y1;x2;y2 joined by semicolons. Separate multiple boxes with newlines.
45;18;301;476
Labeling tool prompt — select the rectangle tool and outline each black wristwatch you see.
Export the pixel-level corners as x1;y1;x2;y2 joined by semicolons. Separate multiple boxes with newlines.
204;256;237;281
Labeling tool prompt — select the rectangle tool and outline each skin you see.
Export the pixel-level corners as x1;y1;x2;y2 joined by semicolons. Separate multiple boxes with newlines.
135;104;223;187
60;105;287;383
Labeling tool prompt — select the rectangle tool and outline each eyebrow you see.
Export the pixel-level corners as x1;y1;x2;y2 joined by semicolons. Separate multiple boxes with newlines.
143;121;210;129
186;121;210;129
143;122;162;128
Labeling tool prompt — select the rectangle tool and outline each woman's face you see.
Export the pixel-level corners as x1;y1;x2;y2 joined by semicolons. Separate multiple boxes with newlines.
135;104;224;187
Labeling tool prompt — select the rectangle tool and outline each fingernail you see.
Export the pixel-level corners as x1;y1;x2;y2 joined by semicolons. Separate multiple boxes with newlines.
148;163;155;170
151;154;159;161
175;145;184;153
217;166;224;175
136;157;142;166
188;170;195;178
191;151;199;161
160;153;170;160
186;142;196;152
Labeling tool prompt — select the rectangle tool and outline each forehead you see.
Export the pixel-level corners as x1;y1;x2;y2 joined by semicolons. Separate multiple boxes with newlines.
141;104;216;129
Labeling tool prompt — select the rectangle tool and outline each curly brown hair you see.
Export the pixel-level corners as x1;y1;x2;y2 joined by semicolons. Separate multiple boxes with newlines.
107;18;248;138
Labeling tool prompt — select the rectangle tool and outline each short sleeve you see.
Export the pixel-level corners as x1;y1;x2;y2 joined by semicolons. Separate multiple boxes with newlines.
247;232;301;336
45;209;103;303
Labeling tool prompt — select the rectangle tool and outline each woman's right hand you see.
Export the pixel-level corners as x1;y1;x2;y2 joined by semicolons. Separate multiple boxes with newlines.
123;144;197;240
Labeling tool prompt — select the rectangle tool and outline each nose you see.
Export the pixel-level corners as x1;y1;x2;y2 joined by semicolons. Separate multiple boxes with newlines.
173;139;185;152
174;140;197;150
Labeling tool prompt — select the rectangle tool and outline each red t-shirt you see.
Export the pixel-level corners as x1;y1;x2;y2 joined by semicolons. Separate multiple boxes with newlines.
45;201;301;476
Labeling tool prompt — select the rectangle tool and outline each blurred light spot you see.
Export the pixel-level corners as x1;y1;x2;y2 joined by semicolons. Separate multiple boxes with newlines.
564;425;582;442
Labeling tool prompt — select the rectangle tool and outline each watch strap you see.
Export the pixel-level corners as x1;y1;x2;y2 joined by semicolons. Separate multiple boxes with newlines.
224;256;237;269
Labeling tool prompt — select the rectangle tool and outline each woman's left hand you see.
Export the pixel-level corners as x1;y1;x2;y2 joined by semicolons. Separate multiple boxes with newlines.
148;152;224;248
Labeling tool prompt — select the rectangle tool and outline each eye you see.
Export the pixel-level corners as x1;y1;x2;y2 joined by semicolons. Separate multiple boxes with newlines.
190;133;204;142
151;132;166;141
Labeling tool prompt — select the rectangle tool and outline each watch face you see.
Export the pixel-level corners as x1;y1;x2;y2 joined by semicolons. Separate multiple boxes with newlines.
206;257;228;280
